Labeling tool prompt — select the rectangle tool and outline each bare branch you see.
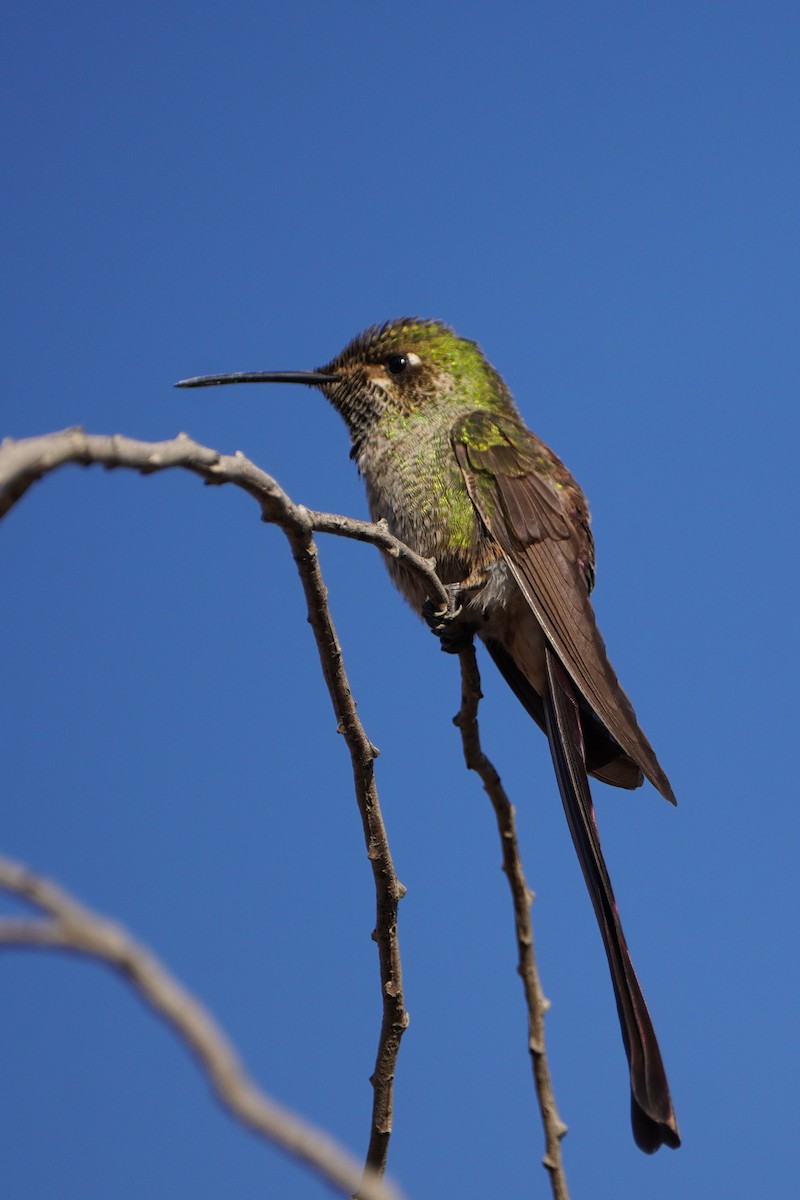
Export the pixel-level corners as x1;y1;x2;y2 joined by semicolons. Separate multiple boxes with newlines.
280;510;410;1181
301;509;449;613
1;429;571;1196
454;646;570;1200
0;428;423;1183
0;429;450;614
0;857;405;1200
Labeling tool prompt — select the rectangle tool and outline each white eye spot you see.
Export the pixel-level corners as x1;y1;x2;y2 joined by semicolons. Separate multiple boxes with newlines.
384;351;423;377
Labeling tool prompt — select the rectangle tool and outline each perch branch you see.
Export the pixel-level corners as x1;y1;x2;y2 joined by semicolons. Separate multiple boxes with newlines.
0;857;404;1200
0;428;448;1185
455;645;570;1200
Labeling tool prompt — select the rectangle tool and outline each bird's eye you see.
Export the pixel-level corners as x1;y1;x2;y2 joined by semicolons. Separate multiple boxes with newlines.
385;354;409;376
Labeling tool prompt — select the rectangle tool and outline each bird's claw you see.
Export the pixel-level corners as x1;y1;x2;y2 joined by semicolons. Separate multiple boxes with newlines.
422;595;473;654
422;596;461;635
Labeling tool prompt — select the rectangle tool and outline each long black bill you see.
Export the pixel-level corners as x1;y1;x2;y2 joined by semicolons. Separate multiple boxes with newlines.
174;371;342;389
542;644;680;1153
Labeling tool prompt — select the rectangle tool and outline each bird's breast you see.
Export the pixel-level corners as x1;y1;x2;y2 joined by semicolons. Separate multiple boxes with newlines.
357;419;498;611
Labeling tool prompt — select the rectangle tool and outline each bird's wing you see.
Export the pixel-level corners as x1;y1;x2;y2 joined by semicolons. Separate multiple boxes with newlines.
451;409;674;803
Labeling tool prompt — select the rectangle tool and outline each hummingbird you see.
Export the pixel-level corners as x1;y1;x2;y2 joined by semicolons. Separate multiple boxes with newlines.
176;318;680;1153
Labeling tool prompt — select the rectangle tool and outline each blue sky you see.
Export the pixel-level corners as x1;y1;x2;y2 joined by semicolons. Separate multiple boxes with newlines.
2;2;798;1197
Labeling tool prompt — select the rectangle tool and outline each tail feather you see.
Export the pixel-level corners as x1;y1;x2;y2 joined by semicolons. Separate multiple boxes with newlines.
543;645;680;1152
484;636;644;790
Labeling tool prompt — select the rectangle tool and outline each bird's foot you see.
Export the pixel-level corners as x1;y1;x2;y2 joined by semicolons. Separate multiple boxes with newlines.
422;591;473;654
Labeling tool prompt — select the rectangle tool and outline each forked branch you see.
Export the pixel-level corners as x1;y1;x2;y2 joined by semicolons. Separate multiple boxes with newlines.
0;428;429;1185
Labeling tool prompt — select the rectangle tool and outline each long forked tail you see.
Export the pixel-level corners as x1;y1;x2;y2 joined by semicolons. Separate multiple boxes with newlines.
543;645;680;1152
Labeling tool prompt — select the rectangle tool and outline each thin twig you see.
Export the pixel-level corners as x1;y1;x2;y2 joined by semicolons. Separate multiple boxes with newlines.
301;509;449;611
0;857;405;1200
0;428;439;1185
455;645;570;1200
